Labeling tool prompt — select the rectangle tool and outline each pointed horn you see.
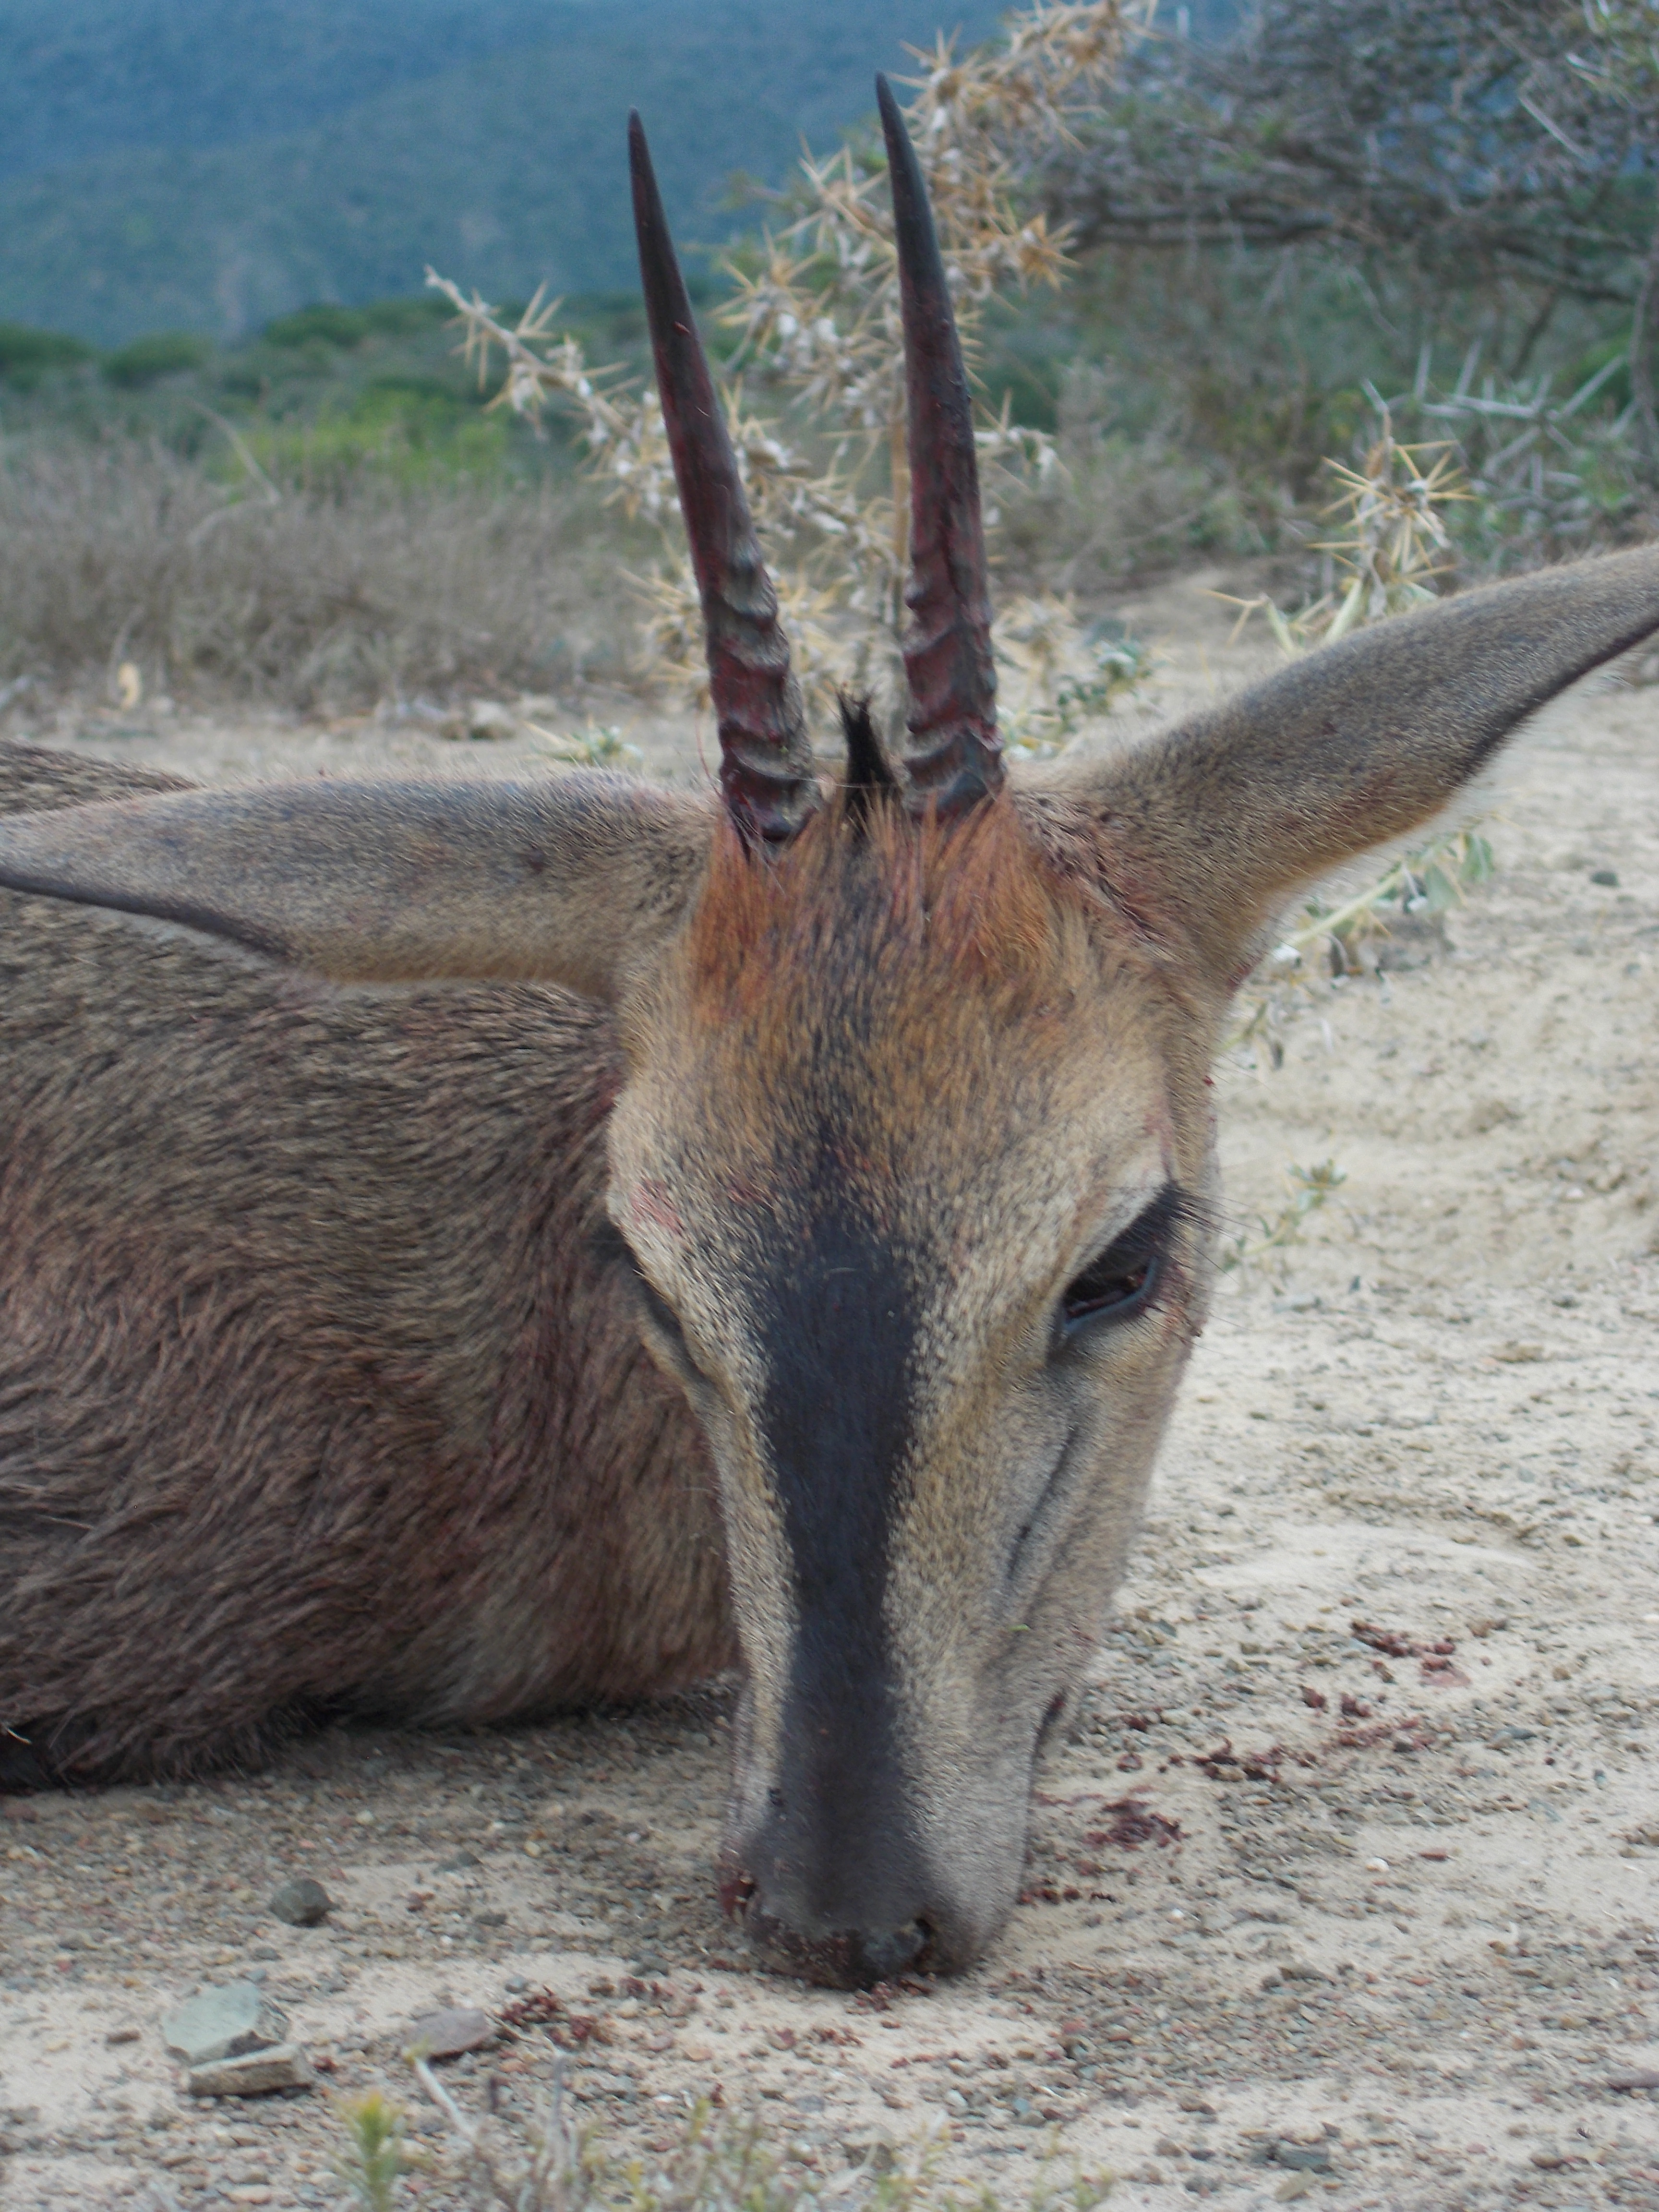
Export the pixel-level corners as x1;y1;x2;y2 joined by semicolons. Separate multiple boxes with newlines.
629;112;817;843
877;73;1003;816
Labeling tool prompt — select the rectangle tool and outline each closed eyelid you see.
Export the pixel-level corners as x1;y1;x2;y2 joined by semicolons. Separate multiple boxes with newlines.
1073;1181;1189;1272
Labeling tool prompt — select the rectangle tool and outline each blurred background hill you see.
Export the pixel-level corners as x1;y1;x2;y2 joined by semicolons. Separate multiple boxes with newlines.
0;0;1032;344
0;0;1649;722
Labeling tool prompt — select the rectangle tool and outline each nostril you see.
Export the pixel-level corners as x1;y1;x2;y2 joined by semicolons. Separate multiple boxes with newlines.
1035;1690;1067;1752
735;1899;944;1987
859;1917;929;1981
718;1867;757;1923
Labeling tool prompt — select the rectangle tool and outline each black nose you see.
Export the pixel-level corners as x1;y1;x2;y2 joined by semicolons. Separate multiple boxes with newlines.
737;1899;932;1987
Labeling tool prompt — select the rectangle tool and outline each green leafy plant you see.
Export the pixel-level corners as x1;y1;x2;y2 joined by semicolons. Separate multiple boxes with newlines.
1425;352;1647;569
332;2089;414;2212
997;601;1154;756
235;381;514;491
101;332;215;390
1219;1160;1348;1275
0;320;95;389
524;721;643;767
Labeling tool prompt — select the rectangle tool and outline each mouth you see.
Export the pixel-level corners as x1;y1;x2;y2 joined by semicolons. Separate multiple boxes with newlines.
719;1851;939;1987
725;1885;936;1987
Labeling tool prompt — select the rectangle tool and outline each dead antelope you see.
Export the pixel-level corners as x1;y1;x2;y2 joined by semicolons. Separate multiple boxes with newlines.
3;84;1658;1988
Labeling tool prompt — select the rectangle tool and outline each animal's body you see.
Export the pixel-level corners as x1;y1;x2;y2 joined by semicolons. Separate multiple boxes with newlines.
4;86;1659;1986
0;744;732;1778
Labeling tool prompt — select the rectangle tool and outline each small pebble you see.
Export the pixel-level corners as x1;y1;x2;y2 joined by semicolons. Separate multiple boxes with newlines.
1273;2143;1333;2173
269;1876;333;1928
406;2005;495;2059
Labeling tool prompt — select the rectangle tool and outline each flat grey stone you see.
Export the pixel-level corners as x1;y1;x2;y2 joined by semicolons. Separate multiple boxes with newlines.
186;2043;313;2097
162;1983;288;2067
268;1876;333;1927
1272;2144;1334;2173
405;2005;494;2059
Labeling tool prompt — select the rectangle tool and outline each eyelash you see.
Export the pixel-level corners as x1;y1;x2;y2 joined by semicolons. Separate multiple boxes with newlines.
635;1268;688;1349
598;1225;703;1373
1058;1193;1181;1337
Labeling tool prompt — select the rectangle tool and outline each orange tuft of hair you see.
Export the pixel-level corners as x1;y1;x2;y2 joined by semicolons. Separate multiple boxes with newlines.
685;789;1076;1022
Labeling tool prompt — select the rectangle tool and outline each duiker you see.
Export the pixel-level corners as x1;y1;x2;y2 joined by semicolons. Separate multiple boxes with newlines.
2;87;1658;1987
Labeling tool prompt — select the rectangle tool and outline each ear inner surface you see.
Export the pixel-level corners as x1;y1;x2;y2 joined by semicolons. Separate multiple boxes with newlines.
0;772;712;1003
877;72;1003;817
629;110;817;845
1061;544;1659;987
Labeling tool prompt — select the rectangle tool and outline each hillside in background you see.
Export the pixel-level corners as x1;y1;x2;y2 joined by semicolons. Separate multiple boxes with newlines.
0;0;1014;345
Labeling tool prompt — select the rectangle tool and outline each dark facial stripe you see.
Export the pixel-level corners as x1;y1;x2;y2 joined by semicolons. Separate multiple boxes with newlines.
750;1206;920;1918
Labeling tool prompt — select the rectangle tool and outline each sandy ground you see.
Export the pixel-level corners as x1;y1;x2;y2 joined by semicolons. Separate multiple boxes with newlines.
1;575;1657;2211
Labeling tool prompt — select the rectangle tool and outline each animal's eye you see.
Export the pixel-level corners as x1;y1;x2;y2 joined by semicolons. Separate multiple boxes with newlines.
634;1269;689;1352
604;1230;702;1373
1059;1190;1178;1337
1061;1250;1158;1330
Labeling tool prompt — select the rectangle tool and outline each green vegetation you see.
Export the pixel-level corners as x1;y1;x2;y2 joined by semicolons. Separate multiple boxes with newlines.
0;322;95;390
100;331;214;388
1020;0;1659;573
0;286;661;490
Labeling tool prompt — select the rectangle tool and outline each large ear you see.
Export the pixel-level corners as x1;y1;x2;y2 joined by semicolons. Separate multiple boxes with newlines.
0;770;714;1004
1056;547;1659;988
0;737;195;816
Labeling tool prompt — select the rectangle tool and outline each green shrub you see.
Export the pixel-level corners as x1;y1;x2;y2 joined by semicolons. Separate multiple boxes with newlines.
101;331;214;387
0;322;95;389
237;378;511;489
262;303;373;350
359;298;453;338
1569;334;1634;417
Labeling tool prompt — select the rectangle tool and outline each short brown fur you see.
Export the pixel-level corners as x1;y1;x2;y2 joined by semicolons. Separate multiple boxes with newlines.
0;745;732;1787
7;90;1659;1981
2;543;1657;1984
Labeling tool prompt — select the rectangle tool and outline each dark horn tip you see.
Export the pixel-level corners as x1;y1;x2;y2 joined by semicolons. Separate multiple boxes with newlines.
628;111;657;203
875;72;905;156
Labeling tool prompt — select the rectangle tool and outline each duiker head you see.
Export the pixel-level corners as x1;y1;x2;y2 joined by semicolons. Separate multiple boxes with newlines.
606;86;1223;1980
2;85;1656;1985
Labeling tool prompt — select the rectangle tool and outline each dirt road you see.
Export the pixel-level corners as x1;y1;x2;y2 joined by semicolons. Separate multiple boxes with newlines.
2;578;1656;2210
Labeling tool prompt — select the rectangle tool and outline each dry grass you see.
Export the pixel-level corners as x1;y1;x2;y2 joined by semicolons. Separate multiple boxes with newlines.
326;2056;1113;2212
998;365;1265;593
0;440;641;712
